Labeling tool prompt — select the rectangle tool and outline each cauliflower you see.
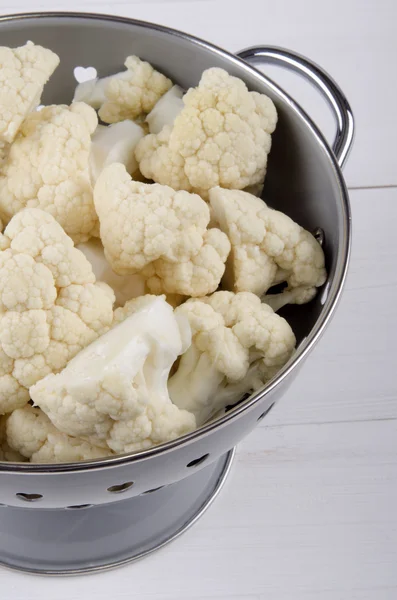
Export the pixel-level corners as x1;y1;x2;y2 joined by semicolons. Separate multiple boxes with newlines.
94;163;230;296
6;406;110;463
210;187;327;298
0;415;26;462
30;295;196;455
0;102;98;243
0;142;8;167
263;286;318;312
90;120;145;184
77;238;146;307
142;229;231;297
73;76;110;110
0;41;59;144
74;55;172;124
146;85;184;134
136;67;277;197
168;291;296;425
0;51;325;462
78;238;184;309
0;208;115;415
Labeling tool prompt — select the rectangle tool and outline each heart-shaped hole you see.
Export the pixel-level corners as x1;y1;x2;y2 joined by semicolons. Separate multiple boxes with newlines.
74;66;98;83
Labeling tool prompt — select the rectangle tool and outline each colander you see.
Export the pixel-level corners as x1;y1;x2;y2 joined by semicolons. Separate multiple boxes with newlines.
0;11;353;575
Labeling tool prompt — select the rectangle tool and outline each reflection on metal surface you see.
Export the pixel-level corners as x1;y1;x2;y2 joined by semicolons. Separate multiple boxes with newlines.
313;227;325;247
0;449;235;575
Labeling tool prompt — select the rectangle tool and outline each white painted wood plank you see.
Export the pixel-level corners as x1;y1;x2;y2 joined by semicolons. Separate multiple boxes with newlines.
0;0;395;188
266;186;397;427
1;420;395;599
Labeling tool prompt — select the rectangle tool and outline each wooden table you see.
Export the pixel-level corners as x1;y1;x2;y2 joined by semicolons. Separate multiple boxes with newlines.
0;1;395;598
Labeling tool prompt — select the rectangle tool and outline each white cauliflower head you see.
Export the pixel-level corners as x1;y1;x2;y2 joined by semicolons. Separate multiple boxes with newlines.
209;187;327;298
136;67;277;197
94;163;230;296
0;208;115;415
6;405;110;463
168;291;296;425
0;102;98;243
74;55;172;124
30;295;196;455
0;41;59;144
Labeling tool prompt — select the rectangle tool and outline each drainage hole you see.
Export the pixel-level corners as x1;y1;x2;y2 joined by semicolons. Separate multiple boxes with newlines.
187;454;209;468
16;493;43;502
141;486;164;495
107;481;134;494
73;65;97;83
66;504;94;510
257;404;274;422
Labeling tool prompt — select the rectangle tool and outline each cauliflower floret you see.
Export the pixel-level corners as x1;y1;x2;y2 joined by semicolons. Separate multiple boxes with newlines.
136;67;277;197
89;120;145;184
30;296;196;455
146;85;184;134
0;102;98;243
168;291;296;425
78;238;146;307
143;229;231;297
111;293;160;324
94;164;209;271
210;187;327;298
263;286;318;312
0;142;8;168
6;406;110;463
74;55;172;124
0;41;59;144
0;208;115;415
0;414;26;462
94;163;230;296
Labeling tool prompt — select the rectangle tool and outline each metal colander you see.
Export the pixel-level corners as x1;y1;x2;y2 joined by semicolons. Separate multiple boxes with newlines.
0;11;353;575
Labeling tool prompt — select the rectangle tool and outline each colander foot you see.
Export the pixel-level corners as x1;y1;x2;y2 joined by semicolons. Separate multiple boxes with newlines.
0;448;234;575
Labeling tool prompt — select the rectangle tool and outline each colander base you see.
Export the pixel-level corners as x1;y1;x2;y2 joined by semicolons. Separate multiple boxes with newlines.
0;448;234;575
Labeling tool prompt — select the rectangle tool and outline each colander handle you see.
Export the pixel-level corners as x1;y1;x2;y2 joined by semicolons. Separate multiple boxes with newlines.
236;46;354;169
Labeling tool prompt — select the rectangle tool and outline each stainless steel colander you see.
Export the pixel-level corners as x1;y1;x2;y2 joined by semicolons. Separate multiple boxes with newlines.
0;11;353;575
